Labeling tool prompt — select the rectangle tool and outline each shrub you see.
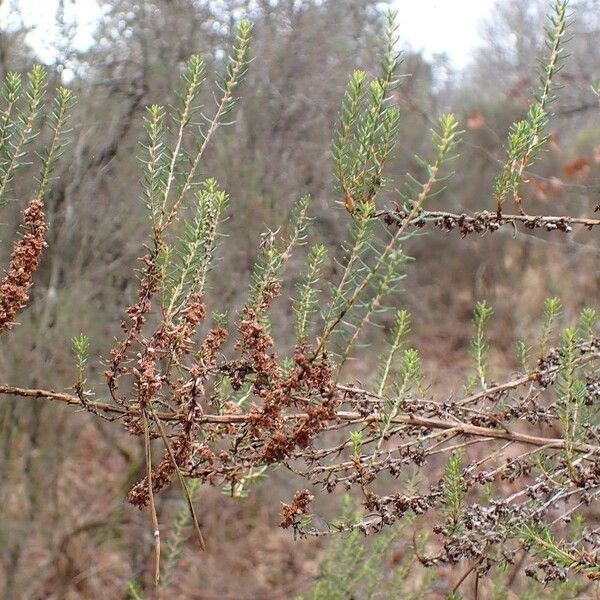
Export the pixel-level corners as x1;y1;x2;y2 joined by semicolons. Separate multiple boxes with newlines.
2;0;600;595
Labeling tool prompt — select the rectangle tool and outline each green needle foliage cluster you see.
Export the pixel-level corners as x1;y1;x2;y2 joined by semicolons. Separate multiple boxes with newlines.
494;0;569;215
0;65;74;206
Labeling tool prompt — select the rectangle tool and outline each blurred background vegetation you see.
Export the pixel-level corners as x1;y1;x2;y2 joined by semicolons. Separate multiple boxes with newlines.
0;0;599;597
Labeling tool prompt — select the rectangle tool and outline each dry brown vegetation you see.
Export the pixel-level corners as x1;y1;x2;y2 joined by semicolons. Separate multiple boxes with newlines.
2;1;600;599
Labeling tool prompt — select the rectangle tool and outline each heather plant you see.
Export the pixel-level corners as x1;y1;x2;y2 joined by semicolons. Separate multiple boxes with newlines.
0;66;74;331
3;1;600;596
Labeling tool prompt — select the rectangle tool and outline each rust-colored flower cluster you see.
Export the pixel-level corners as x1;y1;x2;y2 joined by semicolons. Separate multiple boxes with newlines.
0;198;47;332
281;489;314;529
128;430;193;508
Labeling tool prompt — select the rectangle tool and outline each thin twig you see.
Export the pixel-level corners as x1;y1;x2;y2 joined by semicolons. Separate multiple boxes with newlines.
142;409;161;586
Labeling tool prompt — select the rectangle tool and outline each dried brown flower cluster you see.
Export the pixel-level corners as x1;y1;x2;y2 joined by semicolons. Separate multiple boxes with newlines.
0;198;47;332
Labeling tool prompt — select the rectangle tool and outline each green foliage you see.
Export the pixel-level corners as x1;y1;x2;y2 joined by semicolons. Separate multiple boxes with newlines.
494;0;569;213
394;348;422;400
159;479;200;592
470;300;494;390
247;194;311;318
398;113;462;214
141;103;167;228
540;296;563;356
517;523;600;581
577;307;597;342
218;19;253;118
332;69;367;207
374;309;411;396
294;244;327;345
335;247;407;379
136;23;253;328
556;327;586;471
141;20;252;239
320;114;461;364
36;86;75;199
71;333;89;382
350;430;363;458
125;581;145;600
376;346;422;450
0;65;74;206
322;200;375;333
163;178;229;317
515;339;531;372
443;450;465;529
0;66;46;202
146;22;251;231
331;9;402;212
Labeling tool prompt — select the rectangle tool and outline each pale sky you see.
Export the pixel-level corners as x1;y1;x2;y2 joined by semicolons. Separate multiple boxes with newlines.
1;0;497;69
395;0;497;67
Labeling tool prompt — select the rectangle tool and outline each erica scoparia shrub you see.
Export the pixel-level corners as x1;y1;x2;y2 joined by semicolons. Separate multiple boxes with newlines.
3;0;600;593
